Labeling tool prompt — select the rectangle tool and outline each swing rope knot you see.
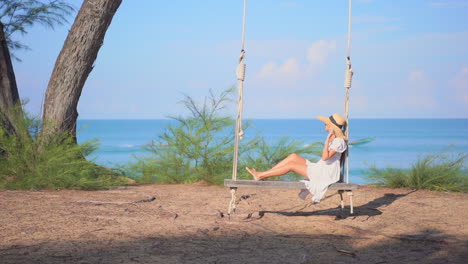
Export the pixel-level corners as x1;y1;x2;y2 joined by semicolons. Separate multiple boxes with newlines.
238;49;245;63
237;51;246;81
237;63;246;81
344;57;353;89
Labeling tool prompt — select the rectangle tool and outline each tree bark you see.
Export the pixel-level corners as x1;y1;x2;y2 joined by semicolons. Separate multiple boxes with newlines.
0;21;21;135
41;0;121;141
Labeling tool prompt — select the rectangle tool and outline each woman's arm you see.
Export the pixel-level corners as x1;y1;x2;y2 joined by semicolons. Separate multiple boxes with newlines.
321;134;337;161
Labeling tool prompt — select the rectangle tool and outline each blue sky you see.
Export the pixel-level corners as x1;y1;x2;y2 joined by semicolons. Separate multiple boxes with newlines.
12;0;468;119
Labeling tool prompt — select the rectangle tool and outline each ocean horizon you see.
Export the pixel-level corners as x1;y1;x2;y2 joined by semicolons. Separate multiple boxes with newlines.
77;118;468;185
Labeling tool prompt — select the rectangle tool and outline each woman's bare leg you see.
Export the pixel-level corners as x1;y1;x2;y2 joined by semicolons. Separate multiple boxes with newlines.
271;153;305;169
246;153;309;180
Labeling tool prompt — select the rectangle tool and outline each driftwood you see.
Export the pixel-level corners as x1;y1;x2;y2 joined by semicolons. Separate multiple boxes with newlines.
278;234;368;240
335;248;357;257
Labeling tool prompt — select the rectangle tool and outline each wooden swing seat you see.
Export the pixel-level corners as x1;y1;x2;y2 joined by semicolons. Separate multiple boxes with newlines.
224;179;358;190
224;179;358;215
225;146;359;215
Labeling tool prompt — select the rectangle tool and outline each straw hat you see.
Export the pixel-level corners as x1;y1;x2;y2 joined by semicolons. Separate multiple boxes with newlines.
317;113;347;139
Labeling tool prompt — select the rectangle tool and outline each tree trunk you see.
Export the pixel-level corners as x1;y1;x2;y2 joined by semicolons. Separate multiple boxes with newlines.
41;0;121;142
0;21;21;136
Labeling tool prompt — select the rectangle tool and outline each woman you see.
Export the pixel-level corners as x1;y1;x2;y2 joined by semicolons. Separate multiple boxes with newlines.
246;113;348;202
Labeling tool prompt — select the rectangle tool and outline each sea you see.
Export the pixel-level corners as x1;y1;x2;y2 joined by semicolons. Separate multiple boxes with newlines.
77;119;468;185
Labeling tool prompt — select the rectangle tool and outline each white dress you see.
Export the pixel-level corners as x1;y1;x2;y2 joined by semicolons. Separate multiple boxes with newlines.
300;137;347;203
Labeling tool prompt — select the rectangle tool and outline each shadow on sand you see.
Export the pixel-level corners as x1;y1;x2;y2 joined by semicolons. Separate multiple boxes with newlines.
1;228;465;264
260;190;416;220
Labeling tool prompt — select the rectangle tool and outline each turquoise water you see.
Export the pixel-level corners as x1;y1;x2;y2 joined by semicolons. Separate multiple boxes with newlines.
77;119;468;184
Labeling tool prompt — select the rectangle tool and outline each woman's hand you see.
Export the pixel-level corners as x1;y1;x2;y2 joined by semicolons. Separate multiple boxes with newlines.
322;131;337;161
326;131;336;142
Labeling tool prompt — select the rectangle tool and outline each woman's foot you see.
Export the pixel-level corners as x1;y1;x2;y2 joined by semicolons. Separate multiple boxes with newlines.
246;167;260;181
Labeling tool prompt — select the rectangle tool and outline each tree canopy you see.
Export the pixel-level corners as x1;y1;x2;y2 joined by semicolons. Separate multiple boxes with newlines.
0;0;74;58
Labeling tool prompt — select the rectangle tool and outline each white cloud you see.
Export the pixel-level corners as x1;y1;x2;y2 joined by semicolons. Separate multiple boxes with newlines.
430;2;449;7
352;95;369;112
257;62;277;78
279;58;300;73
255;40;336;83
244;93;341;119
430;1;468;8
452;67;468;104
404;71;438;109
254;57;303;89
306;40;337;69
354;15;400;23
257;58;300;78
364;71;439;117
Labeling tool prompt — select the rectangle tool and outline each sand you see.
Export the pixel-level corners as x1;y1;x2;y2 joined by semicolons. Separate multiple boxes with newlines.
1;183;467;264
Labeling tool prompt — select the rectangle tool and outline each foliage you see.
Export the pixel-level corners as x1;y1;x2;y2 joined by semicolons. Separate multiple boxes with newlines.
0;107;127;190
364;150;468;192
0;0;74;58
124;88;322;185
125;88;244;184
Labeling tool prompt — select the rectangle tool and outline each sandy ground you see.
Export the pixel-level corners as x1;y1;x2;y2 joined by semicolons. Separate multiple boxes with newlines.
1;183;467;264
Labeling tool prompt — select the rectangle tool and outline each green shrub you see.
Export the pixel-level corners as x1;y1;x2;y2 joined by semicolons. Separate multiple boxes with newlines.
125;88;255;185
365;151;468;192
124;88;322;185
0;108;127;190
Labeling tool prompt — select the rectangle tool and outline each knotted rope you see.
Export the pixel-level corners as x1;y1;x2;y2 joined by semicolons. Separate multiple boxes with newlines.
232;0;247;181
343;0;353;184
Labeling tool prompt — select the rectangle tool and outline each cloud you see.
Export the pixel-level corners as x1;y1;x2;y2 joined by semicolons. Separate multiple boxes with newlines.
452;67;468;104
280;58;300;73
243;39;342;117
306;40;337;70
404;71;438;108
362;70;439;117
243;93;342;119
255;40;336;83
354;15;400;23
257;62;277;78
352;95;369;112
353;14;403;33
257;58;300;76
430;2;449;7
430;1;468;8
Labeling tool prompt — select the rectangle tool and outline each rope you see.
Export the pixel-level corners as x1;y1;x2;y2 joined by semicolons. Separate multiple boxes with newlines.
344;0;353;184
346;0;353;58
232;0;247;181
240;0;247;51
236;51;246;142
228;188;237;214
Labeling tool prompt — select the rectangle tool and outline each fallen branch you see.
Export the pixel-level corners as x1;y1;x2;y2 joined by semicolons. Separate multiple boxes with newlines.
277;233;367;240
335;247;357;257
